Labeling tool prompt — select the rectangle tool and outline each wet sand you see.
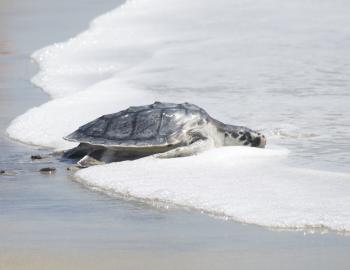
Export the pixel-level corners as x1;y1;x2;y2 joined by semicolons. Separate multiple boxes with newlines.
1;0;350;269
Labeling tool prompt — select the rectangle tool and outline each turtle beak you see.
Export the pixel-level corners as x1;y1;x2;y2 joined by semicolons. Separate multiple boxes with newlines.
251;134;266;148
260;135;266;148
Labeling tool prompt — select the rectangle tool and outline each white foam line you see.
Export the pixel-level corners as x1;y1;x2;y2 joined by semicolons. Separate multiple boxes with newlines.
77;147;350;232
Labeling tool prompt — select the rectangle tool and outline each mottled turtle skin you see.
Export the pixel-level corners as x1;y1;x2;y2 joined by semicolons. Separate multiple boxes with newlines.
63;102;266;166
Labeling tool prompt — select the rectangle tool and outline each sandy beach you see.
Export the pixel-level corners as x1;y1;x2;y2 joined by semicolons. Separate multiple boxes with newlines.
1;0;350;269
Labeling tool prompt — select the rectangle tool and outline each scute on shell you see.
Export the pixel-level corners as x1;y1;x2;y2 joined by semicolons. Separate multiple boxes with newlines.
64;102;209;147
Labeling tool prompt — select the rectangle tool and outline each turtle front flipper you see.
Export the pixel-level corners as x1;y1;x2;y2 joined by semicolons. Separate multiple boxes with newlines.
154;138;214;159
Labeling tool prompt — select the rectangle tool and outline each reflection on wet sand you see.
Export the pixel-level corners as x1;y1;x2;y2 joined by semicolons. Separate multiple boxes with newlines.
0;41;13;80
0;45;12;55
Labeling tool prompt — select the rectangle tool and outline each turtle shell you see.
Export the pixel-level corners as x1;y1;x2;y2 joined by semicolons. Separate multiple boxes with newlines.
64;102;209;147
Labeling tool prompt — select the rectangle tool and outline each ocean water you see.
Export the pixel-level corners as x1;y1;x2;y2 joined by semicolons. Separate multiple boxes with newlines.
7;0;350;232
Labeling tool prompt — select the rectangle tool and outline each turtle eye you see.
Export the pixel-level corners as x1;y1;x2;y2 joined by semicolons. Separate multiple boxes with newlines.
238;131;243;135
231;132;239;138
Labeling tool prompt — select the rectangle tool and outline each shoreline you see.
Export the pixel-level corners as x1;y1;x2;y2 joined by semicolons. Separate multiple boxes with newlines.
1;0;350;269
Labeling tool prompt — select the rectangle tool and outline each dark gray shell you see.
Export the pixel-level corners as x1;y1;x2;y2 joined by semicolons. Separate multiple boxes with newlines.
64;102;210;147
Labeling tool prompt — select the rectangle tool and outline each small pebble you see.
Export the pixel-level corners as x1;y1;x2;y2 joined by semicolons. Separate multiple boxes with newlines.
0;170;16;176
31;154;44;160
67;166;79;172
39;167;56;174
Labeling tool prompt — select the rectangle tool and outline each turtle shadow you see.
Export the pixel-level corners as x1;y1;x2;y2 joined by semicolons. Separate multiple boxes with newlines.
60;143;159;166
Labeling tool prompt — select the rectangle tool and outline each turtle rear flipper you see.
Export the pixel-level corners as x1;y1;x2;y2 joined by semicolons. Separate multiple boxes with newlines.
77;154;105;168
63;143;92;159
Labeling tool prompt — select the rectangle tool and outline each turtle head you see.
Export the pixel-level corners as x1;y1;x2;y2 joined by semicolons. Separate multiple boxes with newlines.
224;126;266;148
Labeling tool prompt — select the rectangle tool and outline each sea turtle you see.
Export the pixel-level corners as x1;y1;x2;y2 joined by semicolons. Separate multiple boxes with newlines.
63;102;266;167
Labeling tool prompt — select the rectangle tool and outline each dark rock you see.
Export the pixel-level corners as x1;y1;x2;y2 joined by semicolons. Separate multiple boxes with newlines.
39;167;56;173
31;154;44;160
0;170;5;174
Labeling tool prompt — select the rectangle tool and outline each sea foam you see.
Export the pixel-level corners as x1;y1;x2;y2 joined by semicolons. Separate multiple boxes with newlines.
7;0;350;231
77;147;350;232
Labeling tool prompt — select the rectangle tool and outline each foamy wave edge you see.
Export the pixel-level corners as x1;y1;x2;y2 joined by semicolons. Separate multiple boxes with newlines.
75;147;350;233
